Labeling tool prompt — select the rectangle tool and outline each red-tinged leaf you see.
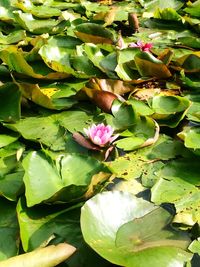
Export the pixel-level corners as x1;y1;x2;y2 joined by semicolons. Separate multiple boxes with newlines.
73;132;101;151
85;88;117;113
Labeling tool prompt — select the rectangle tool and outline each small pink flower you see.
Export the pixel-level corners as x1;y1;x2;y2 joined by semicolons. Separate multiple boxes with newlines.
84;123;119;147
129;41;153;52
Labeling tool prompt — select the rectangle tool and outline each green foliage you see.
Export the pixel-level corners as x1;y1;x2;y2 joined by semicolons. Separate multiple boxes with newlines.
0;0;200;266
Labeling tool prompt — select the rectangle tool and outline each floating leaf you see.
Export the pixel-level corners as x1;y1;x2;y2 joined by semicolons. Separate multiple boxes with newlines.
17;197;110;267
75;23;114;44
0;132;19;149
178;126;200;150
184;1;200;17
111;99;138;129
115;116;158;151
0;83;21;122
81;191;191;267
0;198;19;261
116;207;190;251
13;10;67;34
188;238;200;255
0;47;69;79
22;151;109;206
13;0;61;18
0;243;76;267
134;52;172;78
154;8;181;21
0;30;26;45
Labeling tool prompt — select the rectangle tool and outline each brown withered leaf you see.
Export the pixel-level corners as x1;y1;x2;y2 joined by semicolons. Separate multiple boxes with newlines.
84;88;117;113
134;88;161;101
87;78;135;96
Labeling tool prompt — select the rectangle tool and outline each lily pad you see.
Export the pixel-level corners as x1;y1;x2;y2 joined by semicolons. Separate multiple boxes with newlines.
81;191;191;267
22;151;109;206
0;198;19;261
0;83;21;122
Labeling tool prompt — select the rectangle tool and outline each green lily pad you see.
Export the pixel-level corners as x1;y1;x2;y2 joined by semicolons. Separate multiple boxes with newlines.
116;207;190;251
13;10;67;34
0;83;21;122
115;48;139;81
154;8;181;21
81;191;191;267
75;23;114;44
13;0;61;18
0;198;19;261
150;95;190;127
134;52;171;78
0;30;26;45
178;126;200;150
4;110;93;151
115;116;157;151
0;46;69;79
0;132;19;149
22;151;109;206
17;197;110;267
184;1;200;18
111;99;138;129
188;238;200;255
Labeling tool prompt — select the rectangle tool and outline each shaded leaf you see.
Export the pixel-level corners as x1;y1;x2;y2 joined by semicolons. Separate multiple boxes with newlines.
0;30;26;45
0;83;21;122
17;197;110;267
0;198;19;261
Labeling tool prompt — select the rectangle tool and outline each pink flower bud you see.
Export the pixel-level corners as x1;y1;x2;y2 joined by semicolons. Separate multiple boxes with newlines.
84;123;119;147
129;41;153;52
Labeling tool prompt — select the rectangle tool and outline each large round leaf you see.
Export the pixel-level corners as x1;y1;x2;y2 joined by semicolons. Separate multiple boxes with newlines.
81;191;191;267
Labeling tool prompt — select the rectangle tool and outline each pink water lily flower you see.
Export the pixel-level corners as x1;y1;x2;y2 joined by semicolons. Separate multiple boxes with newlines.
129;41;153;52
84;123;119;147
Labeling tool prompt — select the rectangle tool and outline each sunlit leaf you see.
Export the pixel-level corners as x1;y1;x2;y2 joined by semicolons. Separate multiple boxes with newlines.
0;243;76;267
0;47;69;79
184;1;200;18
81;191;191;267
116;207;190;251
111;99;138;129
178;126;200;150
13;10;67;34
13;0;61;18
0;30;26;45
